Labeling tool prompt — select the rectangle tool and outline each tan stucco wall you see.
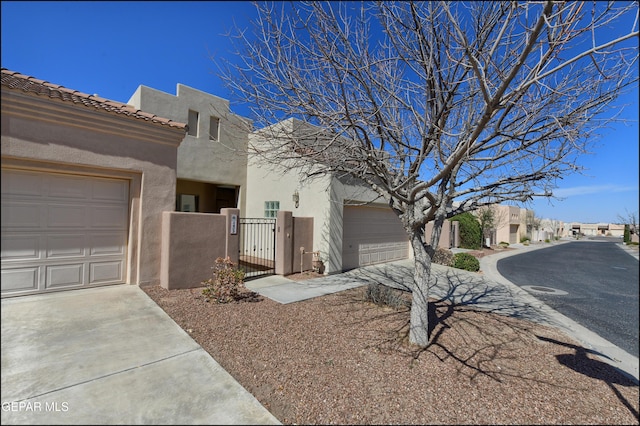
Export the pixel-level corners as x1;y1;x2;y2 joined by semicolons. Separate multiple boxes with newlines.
160;211;240;289
128;84;250;215
275;212;314;275
1;89;184;287
424;221;452;248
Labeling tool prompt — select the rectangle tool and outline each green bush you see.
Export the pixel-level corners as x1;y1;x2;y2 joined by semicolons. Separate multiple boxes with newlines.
520;236;530;243
544;238;550;243
363;283;408;310
432;247;454;266
624;225;630;243
452;253;480;272
451;212;481;249
202;257;246;303
498;241;509;247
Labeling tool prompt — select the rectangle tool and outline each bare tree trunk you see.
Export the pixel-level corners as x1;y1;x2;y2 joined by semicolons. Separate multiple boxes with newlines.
409;230;431;347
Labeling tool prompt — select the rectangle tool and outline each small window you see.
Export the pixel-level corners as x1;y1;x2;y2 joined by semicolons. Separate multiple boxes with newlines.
188;110;199;136
209;116;220;141
264;201;280;218
177;194;199;212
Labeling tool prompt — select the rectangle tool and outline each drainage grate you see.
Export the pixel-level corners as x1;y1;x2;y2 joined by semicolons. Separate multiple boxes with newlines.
530;286;555;292
521;285;568;296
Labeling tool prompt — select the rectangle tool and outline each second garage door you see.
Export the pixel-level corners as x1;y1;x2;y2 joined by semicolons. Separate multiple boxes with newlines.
342;205;410;270
1;169;129;297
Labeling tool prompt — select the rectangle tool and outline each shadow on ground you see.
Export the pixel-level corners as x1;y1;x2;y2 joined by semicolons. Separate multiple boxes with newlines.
329;260;638;417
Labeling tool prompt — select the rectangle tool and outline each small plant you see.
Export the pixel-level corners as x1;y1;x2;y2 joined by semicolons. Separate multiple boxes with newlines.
498;241;509;248
363;283;408;309
202;257;246;303
452;252;480;272
544;238;550;243
432;247;454;266
520;236;530;243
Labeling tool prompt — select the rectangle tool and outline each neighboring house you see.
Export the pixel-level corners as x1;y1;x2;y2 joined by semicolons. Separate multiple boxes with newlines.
493;205;526;245
568;222;627;238
244;118;464;274
1;69;187;297
127;84;251;215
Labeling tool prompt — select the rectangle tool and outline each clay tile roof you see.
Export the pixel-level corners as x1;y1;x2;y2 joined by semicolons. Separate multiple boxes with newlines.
1;68;187;131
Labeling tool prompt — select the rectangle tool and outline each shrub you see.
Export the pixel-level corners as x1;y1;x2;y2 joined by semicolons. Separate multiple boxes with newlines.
544;238;550;243
451;212;481;249
202;257;246;303
498;241;509;247
452;252;480;272
432;247;454;266
624;225;630;243
520;236;530;243
363;283;408;309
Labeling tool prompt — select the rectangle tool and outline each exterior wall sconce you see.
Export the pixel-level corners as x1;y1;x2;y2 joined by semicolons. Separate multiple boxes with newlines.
292;189;299;208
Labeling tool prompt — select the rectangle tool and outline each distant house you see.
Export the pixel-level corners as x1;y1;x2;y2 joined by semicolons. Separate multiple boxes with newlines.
1;69;187;297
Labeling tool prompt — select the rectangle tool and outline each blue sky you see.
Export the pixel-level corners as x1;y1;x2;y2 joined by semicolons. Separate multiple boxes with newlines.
2;1;638;224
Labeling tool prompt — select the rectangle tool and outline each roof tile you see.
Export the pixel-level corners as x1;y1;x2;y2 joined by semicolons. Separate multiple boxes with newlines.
1;68;187;131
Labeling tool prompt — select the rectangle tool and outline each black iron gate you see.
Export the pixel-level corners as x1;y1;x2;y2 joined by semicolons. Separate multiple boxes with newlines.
238;218;276;279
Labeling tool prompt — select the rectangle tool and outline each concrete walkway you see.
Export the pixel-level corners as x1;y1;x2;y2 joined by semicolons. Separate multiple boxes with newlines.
1;285;280;425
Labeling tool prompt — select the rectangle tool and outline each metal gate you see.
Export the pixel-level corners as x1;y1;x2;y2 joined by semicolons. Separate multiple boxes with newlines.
238;218;276;279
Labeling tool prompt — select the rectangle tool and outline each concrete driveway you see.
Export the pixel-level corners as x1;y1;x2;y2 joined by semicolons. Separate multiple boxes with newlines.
1;285;280;425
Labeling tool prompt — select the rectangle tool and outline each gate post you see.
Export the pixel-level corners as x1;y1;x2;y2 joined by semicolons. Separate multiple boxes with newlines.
221;208;240;265
276;210;293;275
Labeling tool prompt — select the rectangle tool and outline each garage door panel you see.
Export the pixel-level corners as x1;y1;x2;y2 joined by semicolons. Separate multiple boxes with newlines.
46;264;84;288
46;234;86;258
1;268;39;292
1;201;42;228
1;234;41;260
1;170;43;196
90;233;126;256
1;169;129;297
90;261;124;284
90;205;128;228
92;179;128;202
47;204;88;228
48;175;90;199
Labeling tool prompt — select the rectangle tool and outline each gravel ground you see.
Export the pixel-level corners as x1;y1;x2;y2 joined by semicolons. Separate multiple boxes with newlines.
142;269;639;425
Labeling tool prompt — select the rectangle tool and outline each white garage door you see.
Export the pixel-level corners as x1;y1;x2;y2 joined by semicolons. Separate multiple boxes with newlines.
1;169;129;297
342;205;409;270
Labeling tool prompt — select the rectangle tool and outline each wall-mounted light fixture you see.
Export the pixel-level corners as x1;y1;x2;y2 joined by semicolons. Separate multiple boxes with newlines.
292;189;299;208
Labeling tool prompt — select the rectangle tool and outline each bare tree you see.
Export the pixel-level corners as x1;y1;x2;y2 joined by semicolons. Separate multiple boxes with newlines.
548;218;563;239
219;1;639;346
476;205;509;247
525;210;542;239
618;209;639;235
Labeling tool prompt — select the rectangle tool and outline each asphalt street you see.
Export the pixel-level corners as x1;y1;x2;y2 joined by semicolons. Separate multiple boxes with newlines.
497;239;639;358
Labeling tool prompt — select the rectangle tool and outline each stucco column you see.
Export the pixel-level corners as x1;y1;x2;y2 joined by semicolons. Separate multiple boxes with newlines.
276;210;293;275
451;221;460;248
221;208;240;264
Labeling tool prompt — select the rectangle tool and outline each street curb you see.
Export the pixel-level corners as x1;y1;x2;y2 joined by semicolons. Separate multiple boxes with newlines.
479;242;639;383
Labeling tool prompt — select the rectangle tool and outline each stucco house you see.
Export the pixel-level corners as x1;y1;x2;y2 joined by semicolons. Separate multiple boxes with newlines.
127;84;251;215
243;118;465;274
1;69;187;297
